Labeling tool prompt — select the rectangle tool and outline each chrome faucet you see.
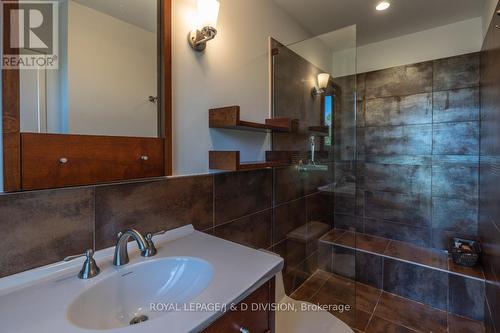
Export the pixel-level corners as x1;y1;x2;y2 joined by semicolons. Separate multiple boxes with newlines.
113;229;149;267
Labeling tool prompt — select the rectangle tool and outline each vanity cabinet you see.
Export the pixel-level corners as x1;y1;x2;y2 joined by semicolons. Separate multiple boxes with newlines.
202;278;275;333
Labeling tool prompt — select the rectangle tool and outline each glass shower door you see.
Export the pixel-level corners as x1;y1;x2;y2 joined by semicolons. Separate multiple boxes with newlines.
271;25;360;331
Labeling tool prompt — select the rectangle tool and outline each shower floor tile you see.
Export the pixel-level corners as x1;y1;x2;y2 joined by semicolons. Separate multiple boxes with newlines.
290;269;485;333
364;316;418;333
374;292;447;333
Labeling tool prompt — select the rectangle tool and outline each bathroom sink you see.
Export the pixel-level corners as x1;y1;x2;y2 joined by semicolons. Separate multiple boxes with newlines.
67;257;214;330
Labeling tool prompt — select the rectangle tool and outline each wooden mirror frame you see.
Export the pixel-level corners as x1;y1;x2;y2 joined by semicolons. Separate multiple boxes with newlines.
1;0;172;192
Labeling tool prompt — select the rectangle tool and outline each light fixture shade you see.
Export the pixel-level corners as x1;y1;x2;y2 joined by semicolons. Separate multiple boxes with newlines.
318;73;330;89
197;0;220;29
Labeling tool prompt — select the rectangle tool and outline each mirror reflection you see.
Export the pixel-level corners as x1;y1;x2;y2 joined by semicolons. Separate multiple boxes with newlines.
19;0;159;138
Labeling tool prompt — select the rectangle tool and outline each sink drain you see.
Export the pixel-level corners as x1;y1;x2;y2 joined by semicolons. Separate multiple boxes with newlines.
129;315;149;326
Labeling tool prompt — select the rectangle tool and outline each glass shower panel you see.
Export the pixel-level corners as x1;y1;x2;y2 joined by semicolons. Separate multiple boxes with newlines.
271;25;359;330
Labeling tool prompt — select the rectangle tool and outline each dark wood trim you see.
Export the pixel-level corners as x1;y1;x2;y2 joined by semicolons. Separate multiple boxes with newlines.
162;0;173;175
2;0;21;191
21;133;164;190
209;106;294;133
209;151;290;171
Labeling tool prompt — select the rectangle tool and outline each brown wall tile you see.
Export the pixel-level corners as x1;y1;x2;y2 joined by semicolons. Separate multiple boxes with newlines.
433;122;480;155
274;198;307;244
214;209;272;249
365;93;432;127
363;125;432;156
433;53;480;91
274;166;308;204
306;192;333;224
365;62;432;99
214;169;272;225
433;88;480;123
95;176;213;250
365;191;431;227
0;188;94;278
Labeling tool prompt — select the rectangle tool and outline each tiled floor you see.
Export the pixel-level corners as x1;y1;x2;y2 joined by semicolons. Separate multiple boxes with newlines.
290;270;485;333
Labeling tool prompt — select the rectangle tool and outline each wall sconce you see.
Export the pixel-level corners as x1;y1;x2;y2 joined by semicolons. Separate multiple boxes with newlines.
312;73;330;97
188;0;220;51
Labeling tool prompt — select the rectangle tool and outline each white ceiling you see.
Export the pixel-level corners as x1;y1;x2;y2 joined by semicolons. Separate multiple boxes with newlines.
72;0;157;33
272;0;485;46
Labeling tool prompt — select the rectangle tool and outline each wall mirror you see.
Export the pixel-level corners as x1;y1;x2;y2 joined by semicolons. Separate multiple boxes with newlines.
20;0;160;137
2;0;172;192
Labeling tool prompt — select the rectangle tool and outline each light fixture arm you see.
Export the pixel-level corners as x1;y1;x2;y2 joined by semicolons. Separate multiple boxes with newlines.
312;87;326;97
189;26;218;51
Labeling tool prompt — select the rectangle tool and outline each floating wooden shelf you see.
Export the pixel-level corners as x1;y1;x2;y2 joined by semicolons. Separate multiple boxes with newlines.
308;125;330;136
209;151;291;171
209;106;296;133
268;150;330;163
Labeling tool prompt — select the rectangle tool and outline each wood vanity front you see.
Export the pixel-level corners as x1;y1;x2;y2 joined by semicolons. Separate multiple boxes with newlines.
21;133;164;190
203;278;275;333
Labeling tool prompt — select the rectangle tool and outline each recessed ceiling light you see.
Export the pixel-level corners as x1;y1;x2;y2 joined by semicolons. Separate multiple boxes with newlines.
376;1;391;11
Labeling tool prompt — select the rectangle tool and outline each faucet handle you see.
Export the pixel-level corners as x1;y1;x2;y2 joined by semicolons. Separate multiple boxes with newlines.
64;249;100;279
64;249;94;262
142;230;165;258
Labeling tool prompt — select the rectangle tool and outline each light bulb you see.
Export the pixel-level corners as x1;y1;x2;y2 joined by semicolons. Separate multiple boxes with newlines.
376;1;391;11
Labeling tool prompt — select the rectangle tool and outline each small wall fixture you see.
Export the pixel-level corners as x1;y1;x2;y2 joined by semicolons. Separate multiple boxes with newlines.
312;73;330;97
188;0;220;51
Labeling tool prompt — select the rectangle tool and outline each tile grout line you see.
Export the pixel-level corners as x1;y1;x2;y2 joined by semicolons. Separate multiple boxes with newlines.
360;118;481;130
362;83;480;102
431;61;435;250
213;207;274;230
291;270;330;302
374;290;448;333
364;286;383;332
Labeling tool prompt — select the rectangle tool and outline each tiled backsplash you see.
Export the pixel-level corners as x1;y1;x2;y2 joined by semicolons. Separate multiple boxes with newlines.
0;188;94;278
0;168;333;284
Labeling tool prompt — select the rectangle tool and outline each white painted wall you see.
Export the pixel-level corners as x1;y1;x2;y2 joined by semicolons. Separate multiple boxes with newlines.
288;37;333;73
332;18;483;77
328;18;483;78
482;0;498;39
288;25;358;79
68;1;158;137
331;48;356;78
172;0;310;175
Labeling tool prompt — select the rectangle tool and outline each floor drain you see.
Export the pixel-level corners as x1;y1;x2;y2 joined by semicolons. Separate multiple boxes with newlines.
129;315;149;325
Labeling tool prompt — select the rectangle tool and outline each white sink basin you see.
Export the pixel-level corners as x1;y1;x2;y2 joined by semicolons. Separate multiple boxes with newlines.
67;257;213;330
0;226;284;333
